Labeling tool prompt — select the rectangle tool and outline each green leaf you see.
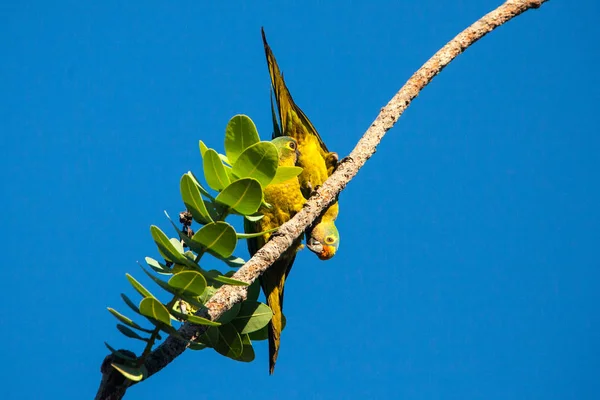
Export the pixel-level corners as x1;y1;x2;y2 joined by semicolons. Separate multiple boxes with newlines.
234;334;255;362
139;298;171;326
231;301;273;334
181;174;213;224
206;199;225;221
224;165;236;184
150;226;197;269
168;271;207;297
116;324;148;342
224;114;260;165
223;255;246;268
219;154;232;166
270;166;303;185
247;325;268;341
107;308;153;333
111;362;145;382
245;214;264;222
149;226;182;264
232;142;278;188
188;171;214;200
217;302;241;324
236;226;279;239
189;342;207;351
144;257;171;275
198;285;217;304
139;267;204;310
213;275;249;286
248;314;286;341
214;323;243;359
185;314;220;327
199;140;209;157
170;309;221;326
190;222;237;258
203;149;230;191
126;274;155;299
246;281;260;302
198;326;220;348
170;238;185;253
215;178;263;215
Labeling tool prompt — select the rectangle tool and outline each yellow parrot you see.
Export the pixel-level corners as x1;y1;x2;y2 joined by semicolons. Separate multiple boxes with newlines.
245;136;305;374
261;28;340;260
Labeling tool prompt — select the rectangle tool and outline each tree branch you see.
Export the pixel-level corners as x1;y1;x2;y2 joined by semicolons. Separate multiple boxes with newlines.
95;1;549;398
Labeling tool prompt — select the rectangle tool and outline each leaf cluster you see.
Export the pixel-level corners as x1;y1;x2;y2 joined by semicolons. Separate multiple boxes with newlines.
106;115;301;381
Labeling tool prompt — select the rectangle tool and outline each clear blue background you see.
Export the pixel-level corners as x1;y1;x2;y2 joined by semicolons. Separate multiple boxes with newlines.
2;1;598;399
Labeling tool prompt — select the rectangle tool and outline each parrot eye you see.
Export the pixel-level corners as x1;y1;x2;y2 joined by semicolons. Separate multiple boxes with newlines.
288;141;296;150
325;236;335;245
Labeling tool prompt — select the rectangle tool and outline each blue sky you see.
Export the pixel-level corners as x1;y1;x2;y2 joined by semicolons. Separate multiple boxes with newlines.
2;1;598;399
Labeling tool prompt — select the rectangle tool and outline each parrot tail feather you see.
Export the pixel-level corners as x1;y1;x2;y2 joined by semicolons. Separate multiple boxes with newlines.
267;284;284;374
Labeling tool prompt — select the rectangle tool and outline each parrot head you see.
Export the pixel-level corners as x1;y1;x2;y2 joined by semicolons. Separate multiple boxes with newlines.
306;220;339;260
272;136;299;167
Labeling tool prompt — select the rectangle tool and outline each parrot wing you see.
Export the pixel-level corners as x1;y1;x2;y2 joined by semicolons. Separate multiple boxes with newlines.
262;28;329;152
244;136;305;374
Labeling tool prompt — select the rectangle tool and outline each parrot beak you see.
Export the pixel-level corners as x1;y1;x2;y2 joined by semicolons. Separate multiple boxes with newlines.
317;245;336;260
306;237;335;260
306;236;323;254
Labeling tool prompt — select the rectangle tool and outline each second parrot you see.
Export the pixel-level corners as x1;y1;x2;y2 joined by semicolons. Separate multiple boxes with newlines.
262;28;340;260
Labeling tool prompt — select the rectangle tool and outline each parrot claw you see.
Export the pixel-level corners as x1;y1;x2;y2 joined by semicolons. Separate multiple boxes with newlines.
340;155;354;164
326;152;339;170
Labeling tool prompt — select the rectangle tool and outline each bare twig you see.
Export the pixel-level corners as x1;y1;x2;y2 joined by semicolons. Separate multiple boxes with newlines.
95;1;549;398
